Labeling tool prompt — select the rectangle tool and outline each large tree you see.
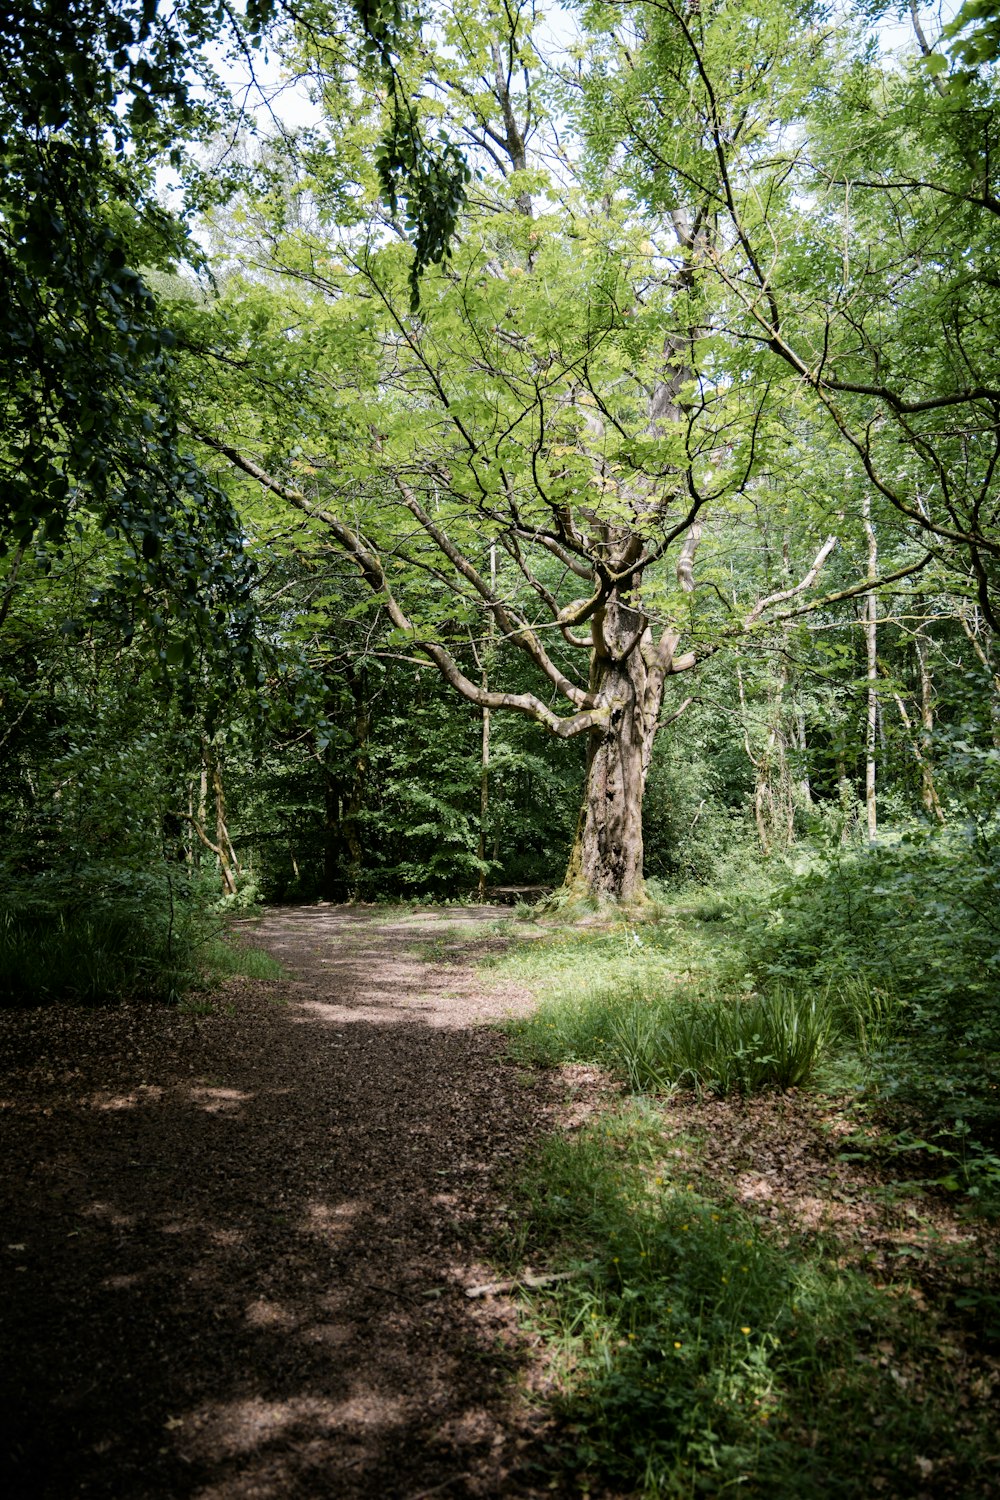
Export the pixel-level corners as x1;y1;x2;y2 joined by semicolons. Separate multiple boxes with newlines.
187;0;860;901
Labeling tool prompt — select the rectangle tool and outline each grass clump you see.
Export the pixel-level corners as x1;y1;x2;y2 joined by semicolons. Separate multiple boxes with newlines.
199;936;285;982
510;980;831;1096
502;917;831;1097
498;826;1000;1194
732;827;1000;1202
510;1110;993;1497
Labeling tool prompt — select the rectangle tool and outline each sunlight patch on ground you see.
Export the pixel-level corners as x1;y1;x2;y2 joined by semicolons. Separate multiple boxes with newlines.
244;1298;297;1330
182;1391;409;1459
189;1086;253;1113
298;1197;361;1239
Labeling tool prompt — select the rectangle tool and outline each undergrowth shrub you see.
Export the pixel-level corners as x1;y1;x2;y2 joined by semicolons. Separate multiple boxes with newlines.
736;826;999;1027
0;864;212;1004
733;824;1000;1190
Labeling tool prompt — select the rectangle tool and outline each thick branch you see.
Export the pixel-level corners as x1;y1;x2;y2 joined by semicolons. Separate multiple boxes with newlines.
197;435;607;738
744;535;839;627
394;477;592;705
763;552;934;629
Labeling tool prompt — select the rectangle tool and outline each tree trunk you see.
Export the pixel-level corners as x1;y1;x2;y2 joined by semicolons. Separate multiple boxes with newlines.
913;630;941;818
478;702;490;903
862;497;879;842
890;686;944;823
754;655;794;855
478;544;496;903
563;601;664;904
322;772;344;901
795;708;813;809
200;741;238;897
322;667;369;900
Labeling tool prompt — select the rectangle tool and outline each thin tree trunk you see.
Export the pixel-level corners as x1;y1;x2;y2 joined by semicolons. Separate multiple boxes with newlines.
323;773;343;901
344;667;368;891
203;742;239;896
755;654;794;852
322;669;369;901
913;630;941;818
182;815;237;895
957;605;1000;746
795;708;813;808
890;688;944;822
186;783;196;866
478;704;490;903
0;541;27;635
862;496;878;841
478;546;496;904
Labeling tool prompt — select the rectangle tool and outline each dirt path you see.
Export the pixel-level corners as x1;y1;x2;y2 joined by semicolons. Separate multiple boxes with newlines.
0;906;596;1500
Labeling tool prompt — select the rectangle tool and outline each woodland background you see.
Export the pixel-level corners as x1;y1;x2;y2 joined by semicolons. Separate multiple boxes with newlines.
3;3;1000;1492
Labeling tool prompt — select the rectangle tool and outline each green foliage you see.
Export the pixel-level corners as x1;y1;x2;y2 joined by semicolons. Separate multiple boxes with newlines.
643;696;757;885
0;2;261;664
0;858;283;1005
736;828;1000;1040
508;1108;990;1496
374;106;470;309
729;827;1000;1193
0;865;206;1005
500;820;1000;1199
944;0;1000;71
510;975;831;1096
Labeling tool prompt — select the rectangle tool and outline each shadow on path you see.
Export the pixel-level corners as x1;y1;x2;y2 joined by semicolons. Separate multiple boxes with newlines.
0;906;580;1499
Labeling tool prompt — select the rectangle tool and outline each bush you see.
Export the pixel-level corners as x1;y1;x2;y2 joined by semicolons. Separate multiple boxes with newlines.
733;824;1000;1162
0;864;211;1005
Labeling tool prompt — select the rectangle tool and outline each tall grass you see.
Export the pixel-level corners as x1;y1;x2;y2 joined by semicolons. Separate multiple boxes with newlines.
510;979;832;1096
0;865;282;1004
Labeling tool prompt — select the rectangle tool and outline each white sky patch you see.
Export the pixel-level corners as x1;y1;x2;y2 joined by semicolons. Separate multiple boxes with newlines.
156;2;963;239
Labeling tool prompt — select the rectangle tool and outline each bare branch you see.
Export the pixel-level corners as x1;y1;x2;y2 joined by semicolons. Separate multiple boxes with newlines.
744;535;839;627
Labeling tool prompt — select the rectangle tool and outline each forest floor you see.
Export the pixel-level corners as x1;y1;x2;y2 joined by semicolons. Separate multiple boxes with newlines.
0;904;614;1500
2;905;998;1499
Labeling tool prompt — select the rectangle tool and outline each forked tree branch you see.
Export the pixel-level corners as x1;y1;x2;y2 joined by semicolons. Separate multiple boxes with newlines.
744;534;839;627
196;434;610;738
392;477;592;705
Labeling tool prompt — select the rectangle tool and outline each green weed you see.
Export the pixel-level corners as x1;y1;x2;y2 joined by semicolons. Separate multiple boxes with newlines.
199;937;286;982
507;1109;994;1497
